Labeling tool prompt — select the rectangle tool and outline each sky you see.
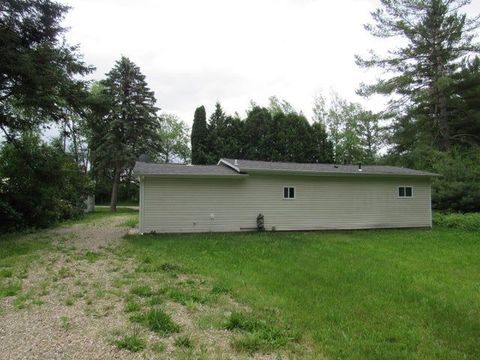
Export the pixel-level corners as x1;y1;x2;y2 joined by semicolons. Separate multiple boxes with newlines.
61;0;480;126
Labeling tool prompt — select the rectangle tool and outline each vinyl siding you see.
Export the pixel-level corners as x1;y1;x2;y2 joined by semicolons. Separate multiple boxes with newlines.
140;174;432;233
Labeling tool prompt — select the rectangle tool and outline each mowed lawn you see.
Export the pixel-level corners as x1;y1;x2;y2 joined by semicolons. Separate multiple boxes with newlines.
124;226;480;359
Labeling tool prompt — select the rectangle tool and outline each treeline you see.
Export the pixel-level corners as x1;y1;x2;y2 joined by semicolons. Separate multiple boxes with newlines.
191;95;383;166
1;0;480;233
190;0;480;212
0;1;190;231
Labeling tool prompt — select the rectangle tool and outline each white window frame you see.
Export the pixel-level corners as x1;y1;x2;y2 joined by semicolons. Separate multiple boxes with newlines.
283;186;296;200
398;186;414;198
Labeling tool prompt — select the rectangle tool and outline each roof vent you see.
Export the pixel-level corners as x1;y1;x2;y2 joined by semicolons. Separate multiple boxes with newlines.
358;163;363;172
234;159;239;166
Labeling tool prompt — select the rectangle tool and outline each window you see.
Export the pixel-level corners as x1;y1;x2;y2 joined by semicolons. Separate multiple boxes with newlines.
283;186;295;199
398;186;413;198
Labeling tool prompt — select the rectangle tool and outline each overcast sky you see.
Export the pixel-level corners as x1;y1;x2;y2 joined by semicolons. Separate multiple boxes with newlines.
62;0;480;126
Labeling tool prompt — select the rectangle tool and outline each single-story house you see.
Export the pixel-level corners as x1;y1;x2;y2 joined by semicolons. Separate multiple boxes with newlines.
133;158;438;234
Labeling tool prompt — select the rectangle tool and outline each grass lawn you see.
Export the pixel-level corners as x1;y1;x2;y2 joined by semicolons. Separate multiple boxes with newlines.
124;227;480;359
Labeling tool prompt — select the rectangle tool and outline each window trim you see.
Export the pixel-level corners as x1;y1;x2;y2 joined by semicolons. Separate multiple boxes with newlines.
398;186;413;198
283;186;296;200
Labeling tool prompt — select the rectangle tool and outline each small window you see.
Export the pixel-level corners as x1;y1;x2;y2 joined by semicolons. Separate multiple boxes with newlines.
283;186;295;199
405;187;412;197
398;186;413;198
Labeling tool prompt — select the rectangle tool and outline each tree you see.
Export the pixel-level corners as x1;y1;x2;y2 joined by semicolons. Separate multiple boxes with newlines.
158;113;190;163
191;106;209;164
89;57;160;211
208;102;227;161
268;96;297;116
325;93;383;164
356;0;480;151
0;133;90;231
271;112;315;163
312;94;335;163
243;106;275;161
356;111;383;163
0;0;92;138
448;57;480;146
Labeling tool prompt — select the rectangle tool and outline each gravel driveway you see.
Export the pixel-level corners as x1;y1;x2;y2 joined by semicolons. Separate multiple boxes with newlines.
0;214;288;360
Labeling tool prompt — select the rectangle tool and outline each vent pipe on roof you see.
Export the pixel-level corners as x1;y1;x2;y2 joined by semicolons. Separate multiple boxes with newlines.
358;163;363;172
234;159;239;166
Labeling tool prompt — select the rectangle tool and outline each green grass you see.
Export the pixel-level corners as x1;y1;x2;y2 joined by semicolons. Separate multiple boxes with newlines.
130;285;154;297
114;333;146;352
124;299;141;313
0;281;21;298
225;311;294;353
123;226;480;359
174;335;194;348
62;206;138;226
131;308;180;335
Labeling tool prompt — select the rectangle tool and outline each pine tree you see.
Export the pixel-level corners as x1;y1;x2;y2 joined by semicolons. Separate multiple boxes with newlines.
208;102;227;161
191;106;209;164
90;57;160;211
0;0;92;138
356;0;480;151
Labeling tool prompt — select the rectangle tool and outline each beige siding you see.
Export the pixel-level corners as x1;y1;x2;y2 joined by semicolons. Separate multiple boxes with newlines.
140;174;432;233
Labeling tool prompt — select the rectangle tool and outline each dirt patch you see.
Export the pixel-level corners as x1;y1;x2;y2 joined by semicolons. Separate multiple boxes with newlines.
50;215;131;250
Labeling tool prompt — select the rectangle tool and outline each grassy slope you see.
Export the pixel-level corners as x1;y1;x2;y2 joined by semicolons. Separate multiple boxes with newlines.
124;228;480;359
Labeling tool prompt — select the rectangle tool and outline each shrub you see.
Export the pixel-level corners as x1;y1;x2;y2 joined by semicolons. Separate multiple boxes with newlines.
433;212;480;231
0;135;91;232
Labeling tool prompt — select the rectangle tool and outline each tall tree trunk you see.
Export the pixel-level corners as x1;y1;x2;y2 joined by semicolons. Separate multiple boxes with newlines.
110;165;121;212
437;90;450;150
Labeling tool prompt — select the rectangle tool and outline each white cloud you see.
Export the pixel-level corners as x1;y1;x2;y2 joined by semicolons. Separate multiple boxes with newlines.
62;0;480;124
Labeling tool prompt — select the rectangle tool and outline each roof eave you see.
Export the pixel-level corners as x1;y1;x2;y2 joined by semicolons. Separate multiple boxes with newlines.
240;168;439;177
133;173;248;179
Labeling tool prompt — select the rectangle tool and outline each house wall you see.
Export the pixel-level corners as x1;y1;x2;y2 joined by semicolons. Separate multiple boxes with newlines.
140;174;432;233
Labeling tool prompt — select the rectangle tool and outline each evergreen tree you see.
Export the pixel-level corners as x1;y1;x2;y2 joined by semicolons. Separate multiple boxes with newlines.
191;105;209;164
448;57;480;145
312;94;335;163
0;0;92;137
356;0;480;151
243;106;274;161
311;122;334;163
208;102;227;161
90;57;160;211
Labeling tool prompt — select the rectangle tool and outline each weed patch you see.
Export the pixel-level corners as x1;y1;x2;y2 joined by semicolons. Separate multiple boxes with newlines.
124;300;141;313
167;288;206;305
151;341;165;353
174;335;194;349
60;316;71;331
0;269;13;278
114;333;145;352
131;308;180;335
130;285;154;297
0;281;21;298
226;312;294;353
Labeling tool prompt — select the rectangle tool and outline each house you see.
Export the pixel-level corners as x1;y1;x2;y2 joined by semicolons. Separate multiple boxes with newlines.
133;158;438;234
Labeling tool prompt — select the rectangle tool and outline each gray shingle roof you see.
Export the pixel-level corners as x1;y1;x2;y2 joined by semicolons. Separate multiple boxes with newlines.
220;159;439;177
134;159;439;177
133;162;243;176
